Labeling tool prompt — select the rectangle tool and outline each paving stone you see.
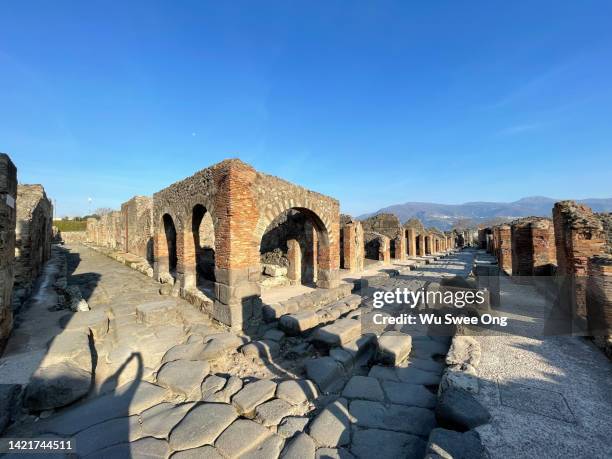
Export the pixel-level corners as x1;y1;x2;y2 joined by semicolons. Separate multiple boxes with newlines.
232;379;277;416
381;381;436;408
205;376;243;403
156;360;210;400
280;311;320;334
139;402;195;439
311;319;361;347
368;365;399;382
405;357;445;374
425;428;486;459
329;348;354;371
341;376;384;401
63;309;109;339
315;447;355;459
262;303;287;322
74;415;141;456
41;329;92;371
136;300;177;325
0;384;20;434
305;357;344;391
263;328;285;342
436;387;491;431
241;340;280;360
410;339;449;359
308;398;352;448
377;331;412;365
24;362;91;411
339;333;376;360
214;419;273;457
276;379;319;406
170;445;224;459
277;416;310;439
201;375;228;399
86;437;170;459
395;366;441;385
281;432;315;458
162;342;206;363
439;368;479;394
168;403;238;451
198;333;244;361
255;398;296;427
241;433;285;459
350;428;427;459
349;399;436;436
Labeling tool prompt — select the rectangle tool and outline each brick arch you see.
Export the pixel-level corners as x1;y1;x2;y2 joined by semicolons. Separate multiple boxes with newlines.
155;211;179;282
181;201;218;290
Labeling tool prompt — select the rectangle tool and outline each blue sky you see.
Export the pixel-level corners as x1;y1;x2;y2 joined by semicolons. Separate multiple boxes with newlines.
1;1;611;217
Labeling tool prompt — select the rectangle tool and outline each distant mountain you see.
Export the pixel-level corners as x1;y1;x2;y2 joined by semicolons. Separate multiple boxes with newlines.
357;196;612;231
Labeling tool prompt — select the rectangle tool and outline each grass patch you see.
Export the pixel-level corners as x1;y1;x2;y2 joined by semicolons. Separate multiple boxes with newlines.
54;220;87;232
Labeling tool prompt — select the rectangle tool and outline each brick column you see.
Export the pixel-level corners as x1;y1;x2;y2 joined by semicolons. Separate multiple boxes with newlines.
586;255;612;341
287;239;301;283
380;235;391;264
0;154;16;354
342;220;364;272
425;235;432;255
407;228;416;257
393;233;407;261
497;224;512;274
418;235;426;256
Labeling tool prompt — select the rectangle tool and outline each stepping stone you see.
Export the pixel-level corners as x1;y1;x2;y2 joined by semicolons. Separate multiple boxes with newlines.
281;433;315;458
41;329;92;371
405;357;445;374
276;380;318;406
139;402;196;439
232;379;277;416
308;398;352;448
311;319;361;348
214;419;274;457
24;362;91;412
425;428;486;459
255;398;296;427
377;331;412;365
395;366;441;385
278;416;310;439
201;375;228;399
341;376;384;401
305;357;344;391
170;445;224;459
435;388;490;431
315;447;355;459
381;381;436;408
351;428;426;459
280;311;320;334
349;399;435;436
156;360;210;400
169;403;237;451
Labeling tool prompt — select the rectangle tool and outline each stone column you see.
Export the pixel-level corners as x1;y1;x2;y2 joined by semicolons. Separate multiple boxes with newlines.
287;239;301;284
425;235;432;255
418;235;426;256
380;235;391;264
393;233;407;261
407;228;416;257
342;220;364;272
497;225;512;274
0;154;16;354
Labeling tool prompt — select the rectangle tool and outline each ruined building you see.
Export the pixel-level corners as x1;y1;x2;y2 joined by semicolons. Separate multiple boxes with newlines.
510;217;556;277
0;154;17;353
340;215;364;272
361;213;406;261
492;224;512;274
13;185;53;308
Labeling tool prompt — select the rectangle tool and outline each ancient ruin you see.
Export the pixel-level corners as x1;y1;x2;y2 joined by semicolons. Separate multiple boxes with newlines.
510;217;556;277
0;154;17;353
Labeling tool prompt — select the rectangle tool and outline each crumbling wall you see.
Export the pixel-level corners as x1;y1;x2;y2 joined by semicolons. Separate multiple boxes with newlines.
362;213;405;260
364;231;390;263
493;224;512;274
586;255;612;356
0;154;17;353
597;213;612;255
340;215;364;272
511;217;556;277
553;201;605;317
121;196;153;262
13;184;53;308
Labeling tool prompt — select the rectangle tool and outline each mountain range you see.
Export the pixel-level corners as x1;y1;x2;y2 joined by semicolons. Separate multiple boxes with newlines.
357;196;612;231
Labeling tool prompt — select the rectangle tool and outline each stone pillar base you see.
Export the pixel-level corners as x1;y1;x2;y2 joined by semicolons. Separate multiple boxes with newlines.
317;268;340;289
213;266;261;330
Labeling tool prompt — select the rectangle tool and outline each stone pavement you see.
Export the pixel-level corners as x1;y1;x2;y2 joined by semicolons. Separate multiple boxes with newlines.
2;246;480;458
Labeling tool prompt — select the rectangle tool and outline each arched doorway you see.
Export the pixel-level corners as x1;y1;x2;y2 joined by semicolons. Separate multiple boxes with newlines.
192;204;216;286
162;213;178;275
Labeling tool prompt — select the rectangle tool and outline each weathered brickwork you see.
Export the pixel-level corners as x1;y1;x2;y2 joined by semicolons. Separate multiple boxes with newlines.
0;154;17;353
493;224;512;273
364;231;390;263
340;216;364;272
13;184;53;308
121;196;153;262
586;255;612;345
511;217;556;277
361;213;405;260
404;218;425;257
553;201;605;317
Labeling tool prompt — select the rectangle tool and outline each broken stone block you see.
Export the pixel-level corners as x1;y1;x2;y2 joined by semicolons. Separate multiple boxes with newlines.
168;403;238;451
377;331;412;366
63;309;109;339
156;360;210;400
162;342;206;363
198;332;244;361
435;387;491;431
136;299;177;325
263;264;288;277
425;428;486;459
281;432;316;458
205;376;243;403
262;303;287;322
232;379;277;416
65;285;90;312
311;318;361;348
330;348;354;371
381;381;436;408
41;329;93;372
439;368;479;395
277;416;310;439
349;399;435;437
241;340;280;360
24;362;91;411
255;398;295;427
280;311;319;334
341;376;385;401
305;357;344;391
446;335;481;368
276;379;319;406
308;398;352;448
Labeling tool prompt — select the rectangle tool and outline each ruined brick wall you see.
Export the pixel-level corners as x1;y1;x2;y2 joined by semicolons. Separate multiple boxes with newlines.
596;213;612;254
364;231;390;263
340;216;364;272
494;224;512;273
361;213;404;259
13;184;53;308
404;219;425;257
511;217;556;277
121;196;153;262
0;154;17;353
553;201;605;316
586;255;612;345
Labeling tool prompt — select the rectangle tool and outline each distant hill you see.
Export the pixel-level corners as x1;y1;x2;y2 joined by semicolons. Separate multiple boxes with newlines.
357;196;612;231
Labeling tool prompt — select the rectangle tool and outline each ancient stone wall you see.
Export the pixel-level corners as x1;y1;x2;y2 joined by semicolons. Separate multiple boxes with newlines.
511;217;556;277
340;215;364;272
404;218;425;257
0;154;17;353
493;224;512;273
13;184;53;308
553;201;606;317
361;213;405;260
121;196;153;262
597;213;612;254
586;255;612;351
364;231;390;263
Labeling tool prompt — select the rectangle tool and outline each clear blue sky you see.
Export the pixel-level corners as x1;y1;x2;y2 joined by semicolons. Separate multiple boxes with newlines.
1;1;611;217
